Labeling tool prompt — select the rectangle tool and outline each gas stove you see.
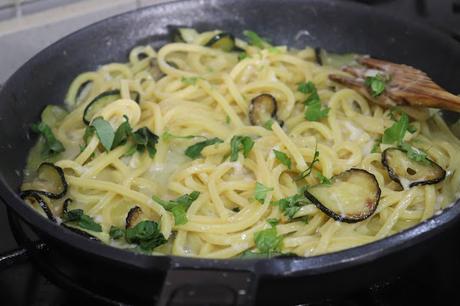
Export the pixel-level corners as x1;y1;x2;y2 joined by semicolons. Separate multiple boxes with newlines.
1;0;460;305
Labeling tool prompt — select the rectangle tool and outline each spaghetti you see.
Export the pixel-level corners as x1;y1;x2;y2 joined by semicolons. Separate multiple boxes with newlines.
21;29;460;258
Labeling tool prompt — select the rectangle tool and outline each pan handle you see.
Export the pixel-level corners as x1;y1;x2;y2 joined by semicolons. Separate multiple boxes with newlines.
158;267;259;306
0;246;28;271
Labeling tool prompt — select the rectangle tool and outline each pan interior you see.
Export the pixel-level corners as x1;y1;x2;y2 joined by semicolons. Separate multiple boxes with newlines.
0;0;460;271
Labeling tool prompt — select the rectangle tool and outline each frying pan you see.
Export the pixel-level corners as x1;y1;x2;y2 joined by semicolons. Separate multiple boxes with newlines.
1;0;460;305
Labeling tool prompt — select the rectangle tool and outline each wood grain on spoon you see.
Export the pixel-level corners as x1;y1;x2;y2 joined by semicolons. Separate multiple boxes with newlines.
329;57;460;113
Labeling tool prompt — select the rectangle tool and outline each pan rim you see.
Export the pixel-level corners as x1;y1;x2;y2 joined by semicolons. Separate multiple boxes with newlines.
1;0;460;277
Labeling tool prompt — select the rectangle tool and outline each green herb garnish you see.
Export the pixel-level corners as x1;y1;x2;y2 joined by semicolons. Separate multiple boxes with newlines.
109;226;125;240
296;146;320;180
298;81;330;121
243;30;271;49
382;112;409;145
131;127;159;158
125;220;166;251
230;135;255;161
267;218;280;226
263;119;275;130
273;150;291;169
399;142;431;165
152;191;200;225
316;172;332;185
112;115;132;148
272;193;310;220
185;137;224;159
371;137;382;153
254;226;282;255
181;76;199;85
238;52;248;61
31;122;65;158
365;74;387;97
63;209;102;232
90;117;115;151
254;182;273;203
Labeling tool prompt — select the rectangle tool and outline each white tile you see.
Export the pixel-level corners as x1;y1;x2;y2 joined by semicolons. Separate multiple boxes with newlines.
0;0;137;35
0;0;138;83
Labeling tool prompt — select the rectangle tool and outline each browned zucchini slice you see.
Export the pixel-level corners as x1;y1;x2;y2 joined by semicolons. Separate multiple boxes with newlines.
381;148;446;189
22;162;67;199
249;94;283;127
125;206;143;229
62;198;72;214
20;191;56;222
304;168;381;223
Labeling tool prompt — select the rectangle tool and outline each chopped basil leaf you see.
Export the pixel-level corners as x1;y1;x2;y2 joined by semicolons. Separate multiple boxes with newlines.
31;122;65;158
365;74;387;97
382;112;409;145
316;172;332;185
408;124;417;134
273;150;291;169
122;145;137;157
296;146;320;180
125;220;166;251
230;135;255;161
112;116;132;149
90;117;115;151
267;218;279;226
226;115;231;124
254;182;273;203
298;81;329;121
63;209;102;232
305;98;330;121
63;208;83;221
268;47;281;54
152;191;200;225
399;142;431;165
232;207;241;213
238;52;248;61
254;226;282;255
298;82;316;94
263;119;274;130
181;76;199;85
109;226;125;240
83;125;95;146
301;216;309;224
371;137;382;153
131;127;159;158
185;137;223;159
272;193;310;220
243;30;271;49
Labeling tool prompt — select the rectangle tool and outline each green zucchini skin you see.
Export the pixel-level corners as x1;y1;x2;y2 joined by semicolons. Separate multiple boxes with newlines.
22;162;68;200
381;148;446;188
205;32;237;52
61;223;101;241
304;168;381;223
83;90;121;125
83;90;141;124
20;191;56;222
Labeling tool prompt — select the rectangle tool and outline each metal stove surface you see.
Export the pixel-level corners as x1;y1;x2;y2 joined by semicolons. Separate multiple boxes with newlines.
1;0;460;305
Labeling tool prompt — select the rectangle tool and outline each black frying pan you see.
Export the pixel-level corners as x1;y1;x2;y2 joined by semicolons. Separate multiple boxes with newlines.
1;0;460;305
